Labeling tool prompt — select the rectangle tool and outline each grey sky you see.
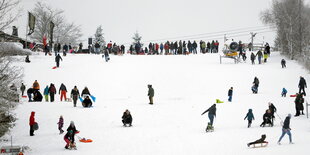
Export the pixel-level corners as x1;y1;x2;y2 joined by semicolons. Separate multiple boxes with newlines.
6;0;310;46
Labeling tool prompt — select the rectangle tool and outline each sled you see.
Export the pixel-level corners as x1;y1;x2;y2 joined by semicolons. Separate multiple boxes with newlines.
33;122;39;130
290;94;297;97
90;95;96;102
79;97;83;103
216;99;224;103
22;95;27;98
79;138;93;143
52;66;57;69
249;142;268;148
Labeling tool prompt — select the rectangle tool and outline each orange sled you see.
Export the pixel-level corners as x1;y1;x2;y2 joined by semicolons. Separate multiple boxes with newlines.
79;138;93;143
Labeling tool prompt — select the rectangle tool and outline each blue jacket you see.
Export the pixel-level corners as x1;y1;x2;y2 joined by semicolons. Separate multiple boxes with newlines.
43;86;49;95
244;109;255;121
282;88;287;94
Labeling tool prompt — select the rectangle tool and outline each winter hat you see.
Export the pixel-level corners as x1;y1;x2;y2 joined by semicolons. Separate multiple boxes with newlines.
288;114;292;118
70;121;74;125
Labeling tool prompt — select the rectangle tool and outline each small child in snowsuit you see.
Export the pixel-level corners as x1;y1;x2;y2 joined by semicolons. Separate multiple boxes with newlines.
58;115;64;134
281;88;287;97
244;109;255;128
247;134;267;147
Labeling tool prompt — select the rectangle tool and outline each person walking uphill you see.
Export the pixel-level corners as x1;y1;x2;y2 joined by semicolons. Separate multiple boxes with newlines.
59;83;67;101
244;109;255;128
278;114;293;145
70;86;80;107
55;54;63;68
29;111;36;136
201;104;216;126
228;87;233;102
298;76;307;96
147;85;154;105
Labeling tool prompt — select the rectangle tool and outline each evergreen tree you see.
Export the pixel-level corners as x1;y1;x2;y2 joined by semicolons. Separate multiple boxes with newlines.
132;31;143;47
94;25;105;47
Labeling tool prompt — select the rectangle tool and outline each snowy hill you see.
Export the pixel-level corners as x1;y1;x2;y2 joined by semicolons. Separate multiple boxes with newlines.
1;52;310;155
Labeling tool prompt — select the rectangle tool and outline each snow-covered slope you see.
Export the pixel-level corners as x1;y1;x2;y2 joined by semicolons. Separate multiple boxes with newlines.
2;52;310;155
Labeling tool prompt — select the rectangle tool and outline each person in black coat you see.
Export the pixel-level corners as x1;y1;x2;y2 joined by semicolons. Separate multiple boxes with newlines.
260;109;273;127
27;88;35;102
281;59;286;68
268;102;277;124
33;90;43;102
294;93;304;116
81;87;91;98
64;130;74;149
55;54;63;67
278;114;293;144
250;52;255;65
228;87;233;102
247;134;267;147
67;121;78;144
201;104;216;126
25;55;31;63
82;96;92;107
298;76;307;96
122;109;133;127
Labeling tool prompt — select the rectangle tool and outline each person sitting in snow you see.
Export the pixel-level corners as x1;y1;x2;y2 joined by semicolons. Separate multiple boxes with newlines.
81;87;91;98
260;109;273;127
82;96;92;107
247;134;267;147
33;90;43;102
122;109;133;127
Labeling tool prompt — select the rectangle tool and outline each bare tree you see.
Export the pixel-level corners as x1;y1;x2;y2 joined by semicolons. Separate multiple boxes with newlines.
0;47;23;137
261;0;310;61
30;2;82;45
0;0;21;31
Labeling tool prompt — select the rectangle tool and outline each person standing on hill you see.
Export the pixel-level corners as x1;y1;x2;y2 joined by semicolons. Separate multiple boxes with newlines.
201;104;216;126
20;83;26;96
43;85;49;102
55;54;63;68
147;85;154;105
253;77;259;92
48;83;57;102
58;115;64;134
281;59;286;68
33;80;40;91
250;52;256;65
278;114;293;145
244;109;255;128
256;50;263;64
29;111;36;136
228;87;233;102
298;76;307;96
59;83;67;101
71;86;80;107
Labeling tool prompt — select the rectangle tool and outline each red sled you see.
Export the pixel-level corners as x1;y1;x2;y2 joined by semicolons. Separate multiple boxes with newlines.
22;95;27;98
290;95;297;97
52;66;57;69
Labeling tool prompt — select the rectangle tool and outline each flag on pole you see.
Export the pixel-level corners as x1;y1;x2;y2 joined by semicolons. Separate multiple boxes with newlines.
27;12;35;35
49;21;54;46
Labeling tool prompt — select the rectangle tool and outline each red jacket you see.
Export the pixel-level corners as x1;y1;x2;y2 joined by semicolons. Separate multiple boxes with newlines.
29;112;35;125
164;43;169;50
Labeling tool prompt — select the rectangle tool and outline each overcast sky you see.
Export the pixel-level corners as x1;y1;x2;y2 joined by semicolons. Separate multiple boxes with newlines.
6;0;310;46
